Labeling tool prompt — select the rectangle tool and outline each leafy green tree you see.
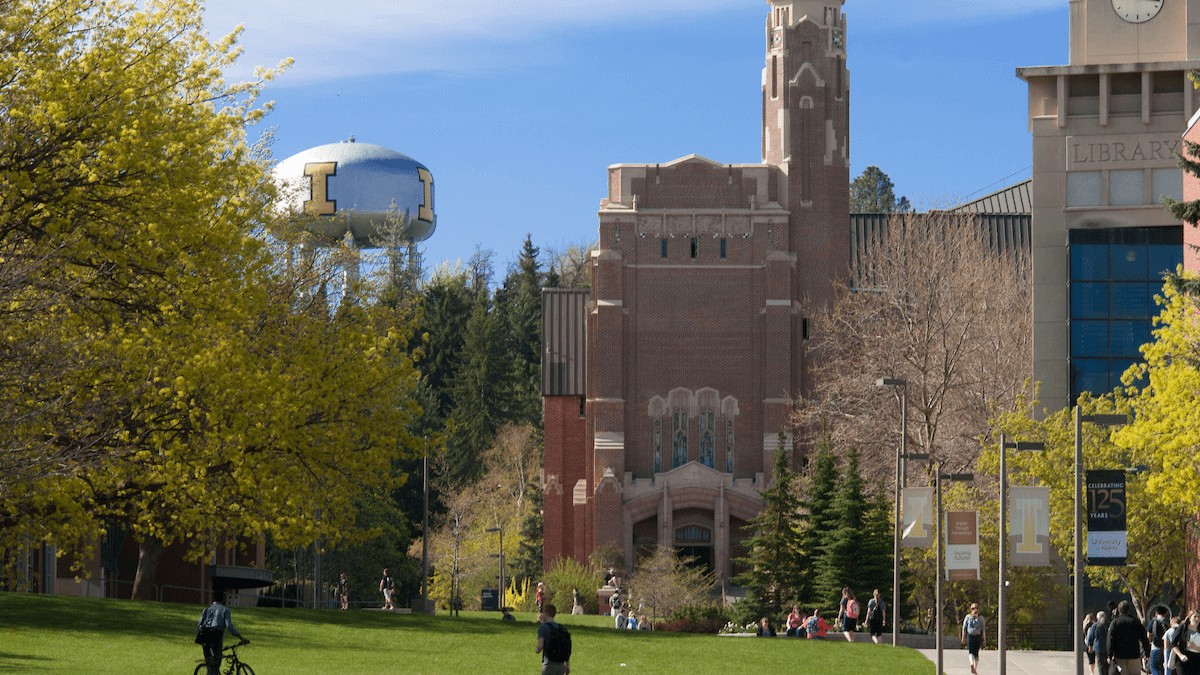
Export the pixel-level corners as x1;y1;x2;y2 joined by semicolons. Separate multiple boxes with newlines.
734;435;805;616
850;166;911;213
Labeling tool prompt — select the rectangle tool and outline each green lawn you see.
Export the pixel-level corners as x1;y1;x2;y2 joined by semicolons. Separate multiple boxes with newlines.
0;593;933;673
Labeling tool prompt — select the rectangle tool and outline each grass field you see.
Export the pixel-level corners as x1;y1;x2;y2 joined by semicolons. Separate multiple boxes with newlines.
0;592;934;673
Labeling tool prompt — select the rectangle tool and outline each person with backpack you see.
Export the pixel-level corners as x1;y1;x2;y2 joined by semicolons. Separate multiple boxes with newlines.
1088;611;1110;675
866;588;887;644
195;589;248;675
536;603;571;675
379;567;395;611
1148;605;1171;675
1108;600;1151;675
838;587;860;642
960;602;987;675
806;609;829;639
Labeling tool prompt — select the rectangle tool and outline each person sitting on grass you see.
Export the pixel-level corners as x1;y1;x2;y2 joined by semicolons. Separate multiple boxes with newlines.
806;609;829;639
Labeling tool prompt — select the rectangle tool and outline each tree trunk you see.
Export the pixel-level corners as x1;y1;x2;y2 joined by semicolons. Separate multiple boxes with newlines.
131;536;164;601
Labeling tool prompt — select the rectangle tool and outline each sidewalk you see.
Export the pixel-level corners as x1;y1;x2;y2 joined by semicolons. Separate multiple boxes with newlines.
917;649;1076;674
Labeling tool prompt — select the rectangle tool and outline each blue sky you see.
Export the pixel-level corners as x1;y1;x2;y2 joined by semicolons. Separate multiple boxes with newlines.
205;0;1069;273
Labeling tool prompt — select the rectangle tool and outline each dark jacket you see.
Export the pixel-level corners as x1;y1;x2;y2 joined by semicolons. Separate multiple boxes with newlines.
1108;613;1151;659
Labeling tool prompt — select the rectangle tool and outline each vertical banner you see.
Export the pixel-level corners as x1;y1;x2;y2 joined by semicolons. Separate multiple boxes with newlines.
902;487;934;548
1010;486;1051;567
945;511;980;581
1087;470;1127;566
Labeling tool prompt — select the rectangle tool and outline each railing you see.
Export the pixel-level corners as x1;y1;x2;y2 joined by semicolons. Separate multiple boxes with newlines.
1004;622;1072;651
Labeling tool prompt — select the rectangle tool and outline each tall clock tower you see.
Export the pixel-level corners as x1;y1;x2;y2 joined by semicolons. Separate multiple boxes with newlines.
1019;0;1199;411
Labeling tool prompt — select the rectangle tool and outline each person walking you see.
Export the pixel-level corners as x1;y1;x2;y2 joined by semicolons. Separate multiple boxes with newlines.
196;590;248;675
866;588;887;644
838;587;860;642
1170;611;1200;675
379;567;395;610
1108;600;1151;675
1164;615;1184;675
960;602;987;675
536;604;571;675
1148;605;1171;675
1088;611;1110;675
1083;613;1097;674
337;572;349;611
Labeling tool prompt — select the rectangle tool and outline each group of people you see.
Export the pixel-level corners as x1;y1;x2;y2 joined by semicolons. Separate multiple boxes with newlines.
760;588;889;644
1086;601;1200;675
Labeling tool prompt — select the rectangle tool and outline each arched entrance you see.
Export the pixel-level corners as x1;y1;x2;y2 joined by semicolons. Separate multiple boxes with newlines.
675;524;713;573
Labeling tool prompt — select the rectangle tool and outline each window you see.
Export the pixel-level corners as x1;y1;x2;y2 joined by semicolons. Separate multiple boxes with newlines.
1153;168;1182;203
653;418;662;474
661;238;668;258
1109;170;1144;206
698;409;715;468
672;409;688;468
720;238;727;259
675;525;711;545
725;419;734;474
1067;172;1102;207
690;237;698;259
1068;227;1182;400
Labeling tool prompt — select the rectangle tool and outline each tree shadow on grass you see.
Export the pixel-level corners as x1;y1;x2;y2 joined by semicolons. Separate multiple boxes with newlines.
0;651;54;671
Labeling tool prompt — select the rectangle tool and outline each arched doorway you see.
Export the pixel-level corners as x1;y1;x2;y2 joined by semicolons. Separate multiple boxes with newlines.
675;524;713;572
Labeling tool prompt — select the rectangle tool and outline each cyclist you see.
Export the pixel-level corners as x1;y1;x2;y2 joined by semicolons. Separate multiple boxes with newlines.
197;590;249;675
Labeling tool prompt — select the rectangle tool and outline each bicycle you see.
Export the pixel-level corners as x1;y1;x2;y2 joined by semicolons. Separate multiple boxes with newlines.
194;641;254;675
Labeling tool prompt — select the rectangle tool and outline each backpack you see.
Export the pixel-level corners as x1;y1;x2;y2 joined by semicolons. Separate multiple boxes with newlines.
806;616;820;634
384;575;395;590
543;622;572;663
867;599;882;622
847;599;860;619
1148;617;1167;648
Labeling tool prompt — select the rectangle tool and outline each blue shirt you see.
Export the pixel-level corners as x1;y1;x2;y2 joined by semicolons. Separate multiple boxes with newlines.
198;602;242;639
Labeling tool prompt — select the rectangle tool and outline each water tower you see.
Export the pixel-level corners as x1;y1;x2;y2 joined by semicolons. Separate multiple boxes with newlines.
274;138;435;295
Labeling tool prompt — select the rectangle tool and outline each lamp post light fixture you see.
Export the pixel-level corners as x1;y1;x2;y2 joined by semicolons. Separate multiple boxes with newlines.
486;526;505;612
876;376;907;648
935;466;974;675
1072;410;1128;675
998;435;1045;675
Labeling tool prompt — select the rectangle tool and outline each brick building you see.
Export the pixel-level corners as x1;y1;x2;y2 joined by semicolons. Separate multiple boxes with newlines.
543;0;851;577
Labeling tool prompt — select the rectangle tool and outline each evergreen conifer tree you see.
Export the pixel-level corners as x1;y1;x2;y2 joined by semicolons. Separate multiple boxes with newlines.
733;434;805;616
813;447;867;606
797;440;839;605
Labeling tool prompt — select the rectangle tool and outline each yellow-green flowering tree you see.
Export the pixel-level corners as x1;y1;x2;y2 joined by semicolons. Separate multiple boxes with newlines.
0;0;424;598
993;274;1199;622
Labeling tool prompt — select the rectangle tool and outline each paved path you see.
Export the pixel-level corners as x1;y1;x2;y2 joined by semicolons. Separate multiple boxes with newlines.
918;649;1076;674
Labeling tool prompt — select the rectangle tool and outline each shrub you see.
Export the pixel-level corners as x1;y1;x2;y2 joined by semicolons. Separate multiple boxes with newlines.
542;557;604;614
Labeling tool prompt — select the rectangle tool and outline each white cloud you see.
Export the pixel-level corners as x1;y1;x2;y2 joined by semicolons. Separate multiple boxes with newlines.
203;0;1063;83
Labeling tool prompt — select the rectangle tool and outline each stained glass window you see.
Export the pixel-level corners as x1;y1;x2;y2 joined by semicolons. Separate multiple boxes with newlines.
699;409;715;468
672;409;688;468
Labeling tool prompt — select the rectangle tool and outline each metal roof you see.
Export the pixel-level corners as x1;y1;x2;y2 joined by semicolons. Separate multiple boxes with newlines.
950;180;1032;215
542;288;588;396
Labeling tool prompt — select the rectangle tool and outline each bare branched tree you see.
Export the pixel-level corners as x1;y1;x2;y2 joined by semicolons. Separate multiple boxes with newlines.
795;212;1032;481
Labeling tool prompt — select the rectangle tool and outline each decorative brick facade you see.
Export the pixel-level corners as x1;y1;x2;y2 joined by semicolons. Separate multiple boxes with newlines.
543;0;851;578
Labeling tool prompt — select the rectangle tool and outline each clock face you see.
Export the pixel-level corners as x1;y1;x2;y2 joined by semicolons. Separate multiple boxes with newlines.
1111;0;1164;23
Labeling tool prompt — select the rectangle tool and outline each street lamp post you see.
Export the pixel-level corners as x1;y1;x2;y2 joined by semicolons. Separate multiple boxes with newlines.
936;466;974;675
1073;410;1128;675
998;435;1045;675
487;526;505;612
421;451;429;613
876;377;907;648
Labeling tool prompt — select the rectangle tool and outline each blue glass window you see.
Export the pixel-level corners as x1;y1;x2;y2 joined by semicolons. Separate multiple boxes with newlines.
1071;244;1109;281
1067;227;1181;401
653;419;662;474
672;409;688;468
1071;321;1109;358
1070;283;1108;319
725;419;734;474
1109;283;1148;319
699;409;715;468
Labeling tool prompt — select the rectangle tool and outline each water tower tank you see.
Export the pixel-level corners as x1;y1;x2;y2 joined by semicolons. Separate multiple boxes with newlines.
275;139;435;246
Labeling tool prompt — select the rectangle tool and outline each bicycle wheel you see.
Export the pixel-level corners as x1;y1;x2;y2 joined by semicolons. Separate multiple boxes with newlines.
193;664;207;675
234;662;255;675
